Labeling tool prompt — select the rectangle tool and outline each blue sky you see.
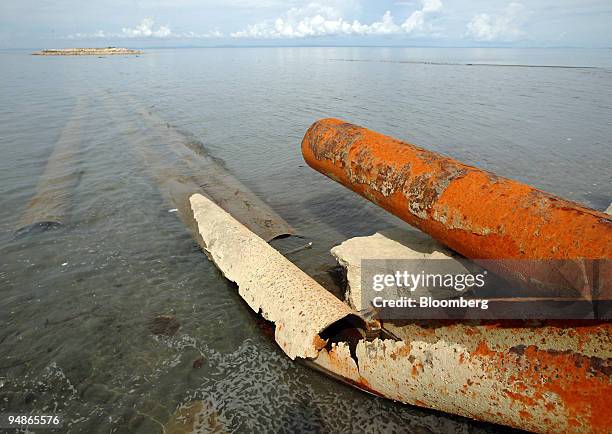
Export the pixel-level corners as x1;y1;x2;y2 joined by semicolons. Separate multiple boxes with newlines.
1;0;612;48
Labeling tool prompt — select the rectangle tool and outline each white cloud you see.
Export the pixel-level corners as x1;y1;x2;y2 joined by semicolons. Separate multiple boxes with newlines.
421;0;442;13
466;2;526;41
121;18;171;38
230;0;442;39
399;0;442;33
67;18;223;39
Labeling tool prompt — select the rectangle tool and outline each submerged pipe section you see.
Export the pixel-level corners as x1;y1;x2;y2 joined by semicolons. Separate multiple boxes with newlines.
131;98;296;242
16;97;86;232
301;119;612;299
100;91;295;242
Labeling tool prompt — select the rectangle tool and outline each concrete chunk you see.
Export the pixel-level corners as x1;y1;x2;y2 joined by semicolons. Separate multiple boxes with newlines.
330;228;469;310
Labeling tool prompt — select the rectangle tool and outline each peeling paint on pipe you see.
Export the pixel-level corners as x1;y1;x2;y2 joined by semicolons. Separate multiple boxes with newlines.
301;119;612;299
312;321;612;433
320;231;611;432
16;97;86;232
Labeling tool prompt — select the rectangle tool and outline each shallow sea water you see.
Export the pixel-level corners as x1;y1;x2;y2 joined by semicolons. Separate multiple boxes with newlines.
0;47;611;433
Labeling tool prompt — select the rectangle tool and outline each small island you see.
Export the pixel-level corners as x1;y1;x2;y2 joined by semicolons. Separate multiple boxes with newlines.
32;47;142;56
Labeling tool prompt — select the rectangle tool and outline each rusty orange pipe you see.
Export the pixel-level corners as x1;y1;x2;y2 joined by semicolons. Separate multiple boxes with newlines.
301;119;612;300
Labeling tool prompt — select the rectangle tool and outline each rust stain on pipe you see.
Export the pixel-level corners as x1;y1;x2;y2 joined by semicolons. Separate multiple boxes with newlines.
313;320;612;433
301;119;611;299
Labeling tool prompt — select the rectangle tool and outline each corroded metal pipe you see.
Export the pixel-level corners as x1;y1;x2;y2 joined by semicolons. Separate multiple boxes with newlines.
313;320;612;433
301;119;612;300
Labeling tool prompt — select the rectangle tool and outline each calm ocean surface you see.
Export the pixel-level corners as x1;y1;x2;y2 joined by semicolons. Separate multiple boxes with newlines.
1;47;611;432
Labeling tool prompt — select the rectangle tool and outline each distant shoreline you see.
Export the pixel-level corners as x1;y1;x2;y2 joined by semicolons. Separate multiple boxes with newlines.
32;47;142;56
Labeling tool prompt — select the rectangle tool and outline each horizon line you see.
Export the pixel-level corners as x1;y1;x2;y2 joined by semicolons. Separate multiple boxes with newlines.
2;44;612;51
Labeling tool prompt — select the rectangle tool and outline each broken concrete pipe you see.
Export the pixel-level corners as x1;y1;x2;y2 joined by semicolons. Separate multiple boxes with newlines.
189;192;611;433
301;118;611;300
189;193;371;360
